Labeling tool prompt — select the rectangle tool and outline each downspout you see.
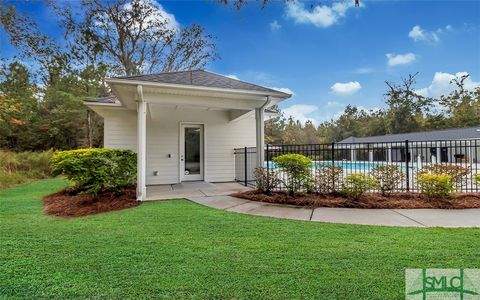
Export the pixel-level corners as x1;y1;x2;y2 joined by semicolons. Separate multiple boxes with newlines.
261;95;272;111
255;96;271;167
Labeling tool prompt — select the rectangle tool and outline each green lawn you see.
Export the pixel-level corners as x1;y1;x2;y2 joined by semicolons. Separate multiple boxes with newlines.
1;179;479;299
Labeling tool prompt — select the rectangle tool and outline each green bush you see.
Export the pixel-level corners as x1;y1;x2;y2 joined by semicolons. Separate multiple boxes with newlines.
342;173;377;200
418;164;470;188
417;173;453;198
51;148;136;194
272;153;312;195
314;165;343;194
370;165;405;196
475;174;480;184
254;167;280;194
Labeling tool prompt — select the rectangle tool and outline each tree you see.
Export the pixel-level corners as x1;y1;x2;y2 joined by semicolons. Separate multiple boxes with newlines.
384;73;431;134
439;74;480;128
50;0;218;76
0;62;40;150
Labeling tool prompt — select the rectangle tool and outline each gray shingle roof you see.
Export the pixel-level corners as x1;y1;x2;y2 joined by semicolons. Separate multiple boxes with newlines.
114;70;291;98
84;95;117;103
339;126;480;143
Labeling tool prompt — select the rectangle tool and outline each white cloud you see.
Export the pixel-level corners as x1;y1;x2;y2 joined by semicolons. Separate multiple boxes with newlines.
268;87;294;95
326;101;345;108
283;104;319;125
330;81;362;95
224;74;240;80
408;25;439;43
353;67;374;74
270;20;281;31
415;72;480;98
285;0;359;28
386;53;416;67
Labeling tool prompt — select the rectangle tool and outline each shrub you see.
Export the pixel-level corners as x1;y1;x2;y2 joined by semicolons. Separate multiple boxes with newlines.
51;148;136;194
370;165;405;196
272;153;312;195
15;150;52;178
475;173;480;184
254;167;280;194
0;172;29;190
342;173;377;200
418;164;470;188
417;173;453;198
314;165;343;194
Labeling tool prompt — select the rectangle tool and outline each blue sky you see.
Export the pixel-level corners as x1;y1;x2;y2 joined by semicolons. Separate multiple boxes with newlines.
2;0;480;124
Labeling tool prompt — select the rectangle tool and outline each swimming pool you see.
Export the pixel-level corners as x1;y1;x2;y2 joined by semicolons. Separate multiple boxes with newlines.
266;161;390;171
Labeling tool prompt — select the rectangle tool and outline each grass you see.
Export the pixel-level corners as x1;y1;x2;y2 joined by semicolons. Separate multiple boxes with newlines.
1;179;479;299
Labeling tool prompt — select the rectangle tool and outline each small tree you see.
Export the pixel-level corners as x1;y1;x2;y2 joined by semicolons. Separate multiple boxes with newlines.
370;165;405;196
254;167;280;194
314;165;343;194
272;153;312;195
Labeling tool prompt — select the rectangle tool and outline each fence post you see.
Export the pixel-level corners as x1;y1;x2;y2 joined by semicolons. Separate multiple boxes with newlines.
405;140;410;191
331;142;335;189
244;146;248;187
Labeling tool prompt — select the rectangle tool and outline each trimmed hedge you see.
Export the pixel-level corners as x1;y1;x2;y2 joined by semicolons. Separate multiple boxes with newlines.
51;148;136;194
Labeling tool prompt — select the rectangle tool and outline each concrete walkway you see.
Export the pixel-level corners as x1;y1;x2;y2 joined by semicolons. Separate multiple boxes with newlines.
186;195;480;228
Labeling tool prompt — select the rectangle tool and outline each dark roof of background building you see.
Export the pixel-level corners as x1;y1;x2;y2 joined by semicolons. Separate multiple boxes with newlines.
339;126;480;143
113;70;291;97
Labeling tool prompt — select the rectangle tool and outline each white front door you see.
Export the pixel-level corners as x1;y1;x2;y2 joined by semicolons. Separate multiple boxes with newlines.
180;124;204;181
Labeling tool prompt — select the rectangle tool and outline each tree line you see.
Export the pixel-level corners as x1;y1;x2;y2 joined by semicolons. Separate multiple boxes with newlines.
0;0;217;151
1;1;479;151
266;74;480;145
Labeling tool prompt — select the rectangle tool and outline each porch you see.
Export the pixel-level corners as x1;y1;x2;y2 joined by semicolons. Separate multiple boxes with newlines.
146;181;251;201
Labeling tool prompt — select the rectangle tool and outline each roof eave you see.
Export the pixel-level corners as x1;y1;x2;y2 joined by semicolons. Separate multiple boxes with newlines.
105;78;291;100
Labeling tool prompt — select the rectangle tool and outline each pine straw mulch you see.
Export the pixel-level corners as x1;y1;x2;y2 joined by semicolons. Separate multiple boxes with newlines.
231;190;480;209
43;186;139;217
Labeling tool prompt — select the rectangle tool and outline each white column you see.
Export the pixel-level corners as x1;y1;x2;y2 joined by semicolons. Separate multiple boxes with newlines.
255;107;265;167
137;85;147;201
387;146;392;163
350;148;356;162
467;140;473;164
368;150;374;162
436;143;441;164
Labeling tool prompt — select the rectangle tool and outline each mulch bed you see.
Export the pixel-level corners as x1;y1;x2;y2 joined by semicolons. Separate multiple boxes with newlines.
43;186;139;217
231;190;480;209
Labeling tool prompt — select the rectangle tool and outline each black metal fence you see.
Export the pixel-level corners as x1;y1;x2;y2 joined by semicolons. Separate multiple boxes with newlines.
234;139;480;192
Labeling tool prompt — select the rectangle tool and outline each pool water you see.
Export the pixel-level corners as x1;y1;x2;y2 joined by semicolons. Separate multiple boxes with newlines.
266;161;385;171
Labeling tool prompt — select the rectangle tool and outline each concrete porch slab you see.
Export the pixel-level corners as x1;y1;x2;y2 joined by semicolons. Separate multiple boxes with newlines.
146;181;251;201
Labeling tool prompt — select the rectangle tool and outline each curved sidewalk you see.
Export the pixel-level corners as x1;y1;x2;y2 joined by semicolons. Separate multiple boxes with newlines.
187;195;480;228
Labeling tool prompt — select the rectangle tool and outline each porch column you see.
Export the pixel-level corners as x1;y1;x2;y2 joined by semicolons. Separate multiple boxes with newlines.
387;146;392;163
255;107;265;167
137;85;147;201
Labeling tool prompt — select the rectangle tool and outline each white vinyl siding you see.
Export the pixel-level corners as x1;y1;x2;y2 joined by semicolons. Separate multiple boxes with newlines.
100;107;256;185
